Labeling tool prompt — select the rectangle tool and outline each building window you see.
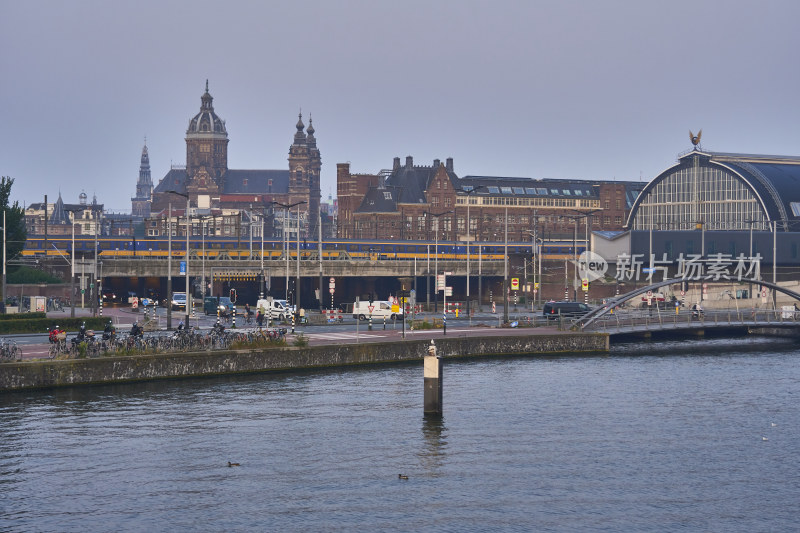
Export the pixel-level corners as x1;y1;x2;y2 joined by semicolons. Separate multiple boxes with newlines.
432;197;440;207
444;197;452;207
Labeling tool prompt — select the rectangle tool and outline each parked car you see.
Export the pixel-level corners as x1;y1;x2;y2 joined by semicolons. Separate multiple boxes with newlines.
542;301;592;320
204;296;234;316
171;292;187;311
255;298;295;321
351;300;404;321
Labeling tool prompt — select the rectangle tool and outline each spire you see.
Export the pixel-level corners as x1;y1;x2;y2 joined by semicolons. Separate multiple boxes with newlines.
294;110;307;144
306;115;316;147
201;80;213;110
49;193;70;225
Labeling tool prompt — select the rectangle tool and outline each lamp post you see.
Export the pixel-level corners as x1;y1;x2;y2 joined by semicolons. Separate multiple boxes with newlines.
167;191;190;325
167;203;172;329
460;185;485;321
430;210;452;313
1;211;6;314
70;221;77;317
273;201;305;308
503;206;509;323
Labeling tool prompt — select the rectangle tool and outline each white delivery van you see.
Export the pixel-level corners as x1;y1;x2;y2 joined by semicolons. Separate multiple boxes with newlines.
352;300;403;321
255;298;295;320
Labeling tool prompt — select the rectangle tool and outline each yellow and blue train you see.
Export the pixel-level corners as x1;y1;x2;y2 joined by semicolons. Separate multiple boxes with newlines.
23;235;585;261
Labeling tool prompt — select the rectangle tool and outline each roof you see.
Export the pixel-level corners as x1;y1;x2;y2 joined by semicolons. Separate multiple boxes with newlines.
630;150;800;230
461;176;602;199
153;168;290;196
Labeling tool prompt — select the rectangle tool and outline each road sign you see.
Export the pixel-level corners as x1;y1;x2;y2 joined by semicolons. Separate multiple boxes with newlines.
368;305;374;314
511;278;519;290
329;288;335;294
761;288;767;297
647;290;652;297
329;277;335;283
534;282;539;289
582;278;589;291
642;267;656;274
180;261;186;275
445;287;453;297
680;290;685;296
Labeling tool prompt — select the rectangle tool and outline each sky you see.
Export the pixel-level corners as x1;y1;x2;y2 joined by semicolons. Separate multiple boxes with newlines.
3;0;800;213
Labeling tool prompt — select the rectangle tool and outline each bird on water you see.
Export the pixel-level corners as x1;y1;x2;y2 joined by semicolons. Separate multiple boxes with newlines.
228;462;241;467
398;474;408;480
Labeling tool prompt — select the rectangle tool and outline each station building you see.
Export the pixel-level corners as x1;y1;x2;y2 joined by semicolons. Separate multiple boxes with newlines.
337;155;643;243
625;147;800;280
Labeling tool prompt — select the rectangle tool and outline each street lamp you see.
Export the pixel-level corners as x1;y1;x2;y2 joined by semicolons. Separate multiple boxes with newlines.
1;211;6;314
460;185;485;321
166;203;173;329
430;210;452;313
273;201;305;309
167;190;190;325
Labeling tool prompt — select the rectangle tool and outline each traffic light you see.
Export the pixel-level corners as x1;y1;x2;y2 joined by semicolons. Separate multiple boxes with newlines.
230;288;237;303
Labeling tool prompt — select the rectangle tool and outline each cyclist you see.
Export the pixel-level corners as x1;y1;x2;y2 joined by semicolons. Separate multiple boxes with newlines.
130;322;144;338
103;320;116;341
49;325;64;344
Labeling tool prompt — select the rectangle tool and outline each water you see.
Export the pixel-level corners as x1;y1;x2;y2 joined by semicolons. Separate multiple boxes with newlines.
1;335;798;532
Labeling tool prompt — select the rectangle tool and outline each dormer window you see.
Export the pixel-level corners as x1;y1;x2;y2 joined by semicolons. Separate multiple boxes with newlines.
383;192;392;200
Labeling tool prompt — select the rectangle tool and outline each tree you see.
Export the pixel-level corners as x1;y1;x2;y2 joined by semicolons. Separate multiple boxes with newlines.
1;177;27;298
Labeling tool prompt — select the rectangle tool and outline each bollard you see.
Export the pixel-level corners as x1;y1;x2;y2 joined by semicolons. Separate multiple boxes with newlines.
369;314;373;331
424;340;443;416
442;313;447;335
268;308;272;328
99;299;103;317
217;307;220;324
383;315;386;330
232;306;236;329
291;313;295;334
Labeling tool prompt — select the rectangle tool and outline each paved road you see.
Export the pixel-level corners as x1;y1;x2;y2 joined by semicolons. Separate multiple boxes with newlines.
7;305;563;361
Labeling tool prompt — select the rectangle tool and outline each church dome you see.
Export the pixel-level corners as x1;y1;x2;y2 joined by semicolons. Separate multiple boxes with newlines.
187;80;227;135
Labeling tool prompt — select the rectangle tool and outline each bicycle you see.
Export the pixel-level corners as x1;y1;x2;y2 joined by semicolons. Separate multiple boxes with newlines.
0;339;21;361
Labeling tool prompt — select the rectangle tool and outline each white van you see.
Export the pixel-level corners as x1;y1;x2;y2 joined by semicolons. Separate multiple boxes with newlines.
352;300;403;321
255;298;295;320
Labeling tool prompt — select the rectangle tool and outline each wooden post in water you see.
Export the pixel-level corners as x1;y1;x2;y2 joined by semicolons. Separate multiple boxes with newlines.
424;340;443;416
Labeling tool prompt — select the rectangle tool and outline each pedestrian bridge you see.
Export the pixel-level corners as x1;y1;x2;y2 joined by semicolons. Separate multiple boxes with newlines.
573;278;800;337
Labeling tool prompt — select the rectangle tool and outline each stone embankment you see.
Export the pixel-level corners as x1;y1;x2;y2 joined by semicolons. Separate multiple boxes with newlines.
0;333;608;391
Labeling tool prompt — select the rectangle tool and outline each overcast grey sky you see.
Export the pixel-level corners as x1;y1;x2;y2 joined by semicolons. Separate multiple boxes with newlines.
3;0;800;212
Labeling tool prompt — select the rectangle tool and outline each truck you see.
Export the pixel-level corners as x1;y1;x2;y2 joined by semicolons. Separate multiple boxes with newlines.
204;296;234;316
255;298;295;321
352;300;403;321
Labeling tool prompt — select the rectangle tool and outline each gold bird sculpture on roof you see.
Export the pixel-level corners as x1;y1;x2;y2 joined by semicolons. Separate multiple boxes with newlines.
690;129;702;147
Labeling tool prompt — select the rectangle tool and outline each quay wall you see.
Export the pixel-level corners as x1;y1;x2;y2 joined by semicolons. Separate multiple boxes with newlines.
0;333;609;391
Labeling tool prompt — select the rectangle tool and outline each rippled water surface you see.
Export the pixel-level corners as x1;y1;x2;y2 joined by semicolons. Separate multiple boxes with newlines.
1;335;798;532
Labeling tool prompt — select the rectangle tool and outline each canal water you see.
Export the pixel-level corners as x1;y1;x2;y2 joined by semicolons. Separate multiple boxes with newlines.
1;335;798;532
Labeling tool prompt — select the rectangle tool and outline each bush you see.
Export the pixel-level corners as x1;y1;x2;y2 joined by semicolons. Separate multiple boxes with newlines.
0;312;46;321
0;317;106;335
292;334;309;347
7;266;64;284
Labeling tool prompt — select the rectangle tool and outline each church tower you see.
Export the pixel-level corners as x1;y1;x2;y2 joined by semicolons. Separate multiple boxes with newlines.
131;141;153;218
288;112;322;236
185;80;228;204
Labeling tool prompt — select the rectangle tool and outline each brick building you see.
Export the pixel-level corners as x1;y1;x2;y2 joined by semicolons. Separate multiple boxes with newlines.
337;155;643;242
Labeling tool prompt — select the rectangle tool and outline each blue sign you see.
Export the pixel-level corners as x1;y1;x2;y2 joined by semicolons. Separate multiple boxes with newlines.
642;267;656;274
180;261;186;275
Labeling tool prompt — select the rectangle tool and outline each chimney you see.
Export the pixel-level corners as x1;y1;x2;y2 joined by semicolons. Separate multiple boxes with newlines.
446;157;453;172
406;155;413;168
393;157;401;171
433;159;440;168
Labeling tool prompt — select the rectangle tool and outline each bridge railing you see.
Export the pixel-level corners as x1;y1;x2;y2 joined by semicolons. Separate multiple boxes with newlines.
581;305;800;333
